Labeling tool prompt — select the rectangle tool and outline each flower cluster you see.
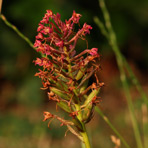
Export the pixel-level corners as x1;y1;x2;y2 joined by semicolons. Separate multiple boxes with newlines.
34;10;103;138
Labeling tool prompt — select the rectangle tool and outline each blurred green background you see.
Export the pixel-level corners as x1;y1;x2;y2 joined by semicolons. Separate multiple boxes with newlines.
0;0;148;148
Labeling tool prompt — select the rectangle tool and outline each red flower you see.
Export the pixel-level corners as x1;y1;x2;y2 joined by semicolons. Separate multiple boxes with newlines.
34;58;42;66
37;24;44;32
89;48;98;56
36;33;43;39
82;23;92;35
55;40;64;48
70;10;81;24
34;40;41;47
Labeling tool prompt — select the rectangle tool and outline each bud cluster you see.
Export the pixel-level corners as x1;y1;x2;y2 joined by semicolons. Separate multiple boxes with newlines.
34;10;103;139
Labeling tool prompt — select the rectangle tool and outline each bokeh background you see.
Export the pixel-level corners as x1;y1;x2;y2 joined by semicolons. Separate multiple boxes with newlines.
0;0;148;148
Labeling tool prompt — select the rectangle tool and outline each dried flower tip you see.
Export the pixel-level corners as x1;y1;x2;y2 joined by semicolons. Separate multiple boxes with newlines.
111;135;121;148
43;112;53;121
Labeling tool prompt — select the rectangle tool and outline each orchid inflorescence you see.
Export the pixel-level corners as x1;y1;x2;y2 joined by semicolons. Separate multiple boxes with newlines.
34;10;103;141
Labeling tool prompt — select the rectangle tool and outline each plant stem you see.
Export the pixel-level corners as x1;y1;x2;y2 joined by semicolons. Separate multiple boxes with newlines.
94;16;148;108
75;104;91;148
96;0;143;148
123;57;148;106
142;104;148;148
80;126;91;148
95;17;148;144
95;107;131;148
111;44;143;148
0;14;35;49
0;14;47;58
0;0;3;13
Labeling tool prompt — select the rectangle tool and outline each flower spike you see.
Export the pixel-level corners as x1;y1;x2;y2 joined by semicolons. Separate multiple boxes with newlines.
34;10;103;143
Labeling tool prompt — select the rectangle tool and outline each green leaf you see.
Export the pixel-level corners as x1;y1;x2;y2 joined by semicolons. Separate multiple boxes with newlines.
77;68;95;89
50;87;70;100
79;79;89;93
84;87;100;106
57;101;71;113
82;103;94;124
75;67;86;81
72;117;84;132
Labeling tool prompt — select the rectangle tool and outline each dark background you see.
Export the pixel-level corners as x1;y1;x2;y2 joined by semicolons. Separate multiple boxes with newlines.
0;0;148;147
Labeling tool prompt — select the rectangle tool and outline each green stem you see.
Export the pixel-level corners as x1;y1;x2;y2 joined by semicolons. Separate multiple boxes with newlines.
75;104;91;148
94;15;148;106
80;127;91;148
94;0;148;106
111;44;142;148
0;14;47;59
0;14;35;49
95;14;148;147
0;0;3;13
142;104;148;148
96;0;143;148
94;16;109;40
123;57;148;106
95;107;131;148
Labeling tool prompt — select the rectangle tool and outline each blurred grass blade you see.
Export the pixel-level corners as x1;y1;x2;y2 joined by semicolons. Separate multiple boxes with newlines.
142;104;148;148
0;14;36;51
94;16;109;40
123;57;148;106
95;107;131;148
0;0;2;13
95;0;144;148
94;14;148;107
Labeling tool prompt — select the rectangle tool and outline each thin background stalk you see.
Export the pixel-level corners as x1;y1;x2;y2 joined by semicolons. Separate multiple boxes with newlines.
94;0;146;148
94;1;148;108
95;107;131;148
0;14;47;59
0;0;2;13
142;104;148;148
123;57;148;106
0;14;35;49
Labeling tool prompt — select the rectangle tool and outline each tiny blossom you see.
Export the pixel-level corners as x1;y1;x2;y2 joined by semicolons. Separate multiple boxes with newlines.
34;58;52;68
34;40;42;47
82;23;92;35
55;40;64;48
34;58;42;66
89;48;98;56
37;24;44;32
36;33;43;39
43;112;53;121
70;10;82;24
46;10;53;18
